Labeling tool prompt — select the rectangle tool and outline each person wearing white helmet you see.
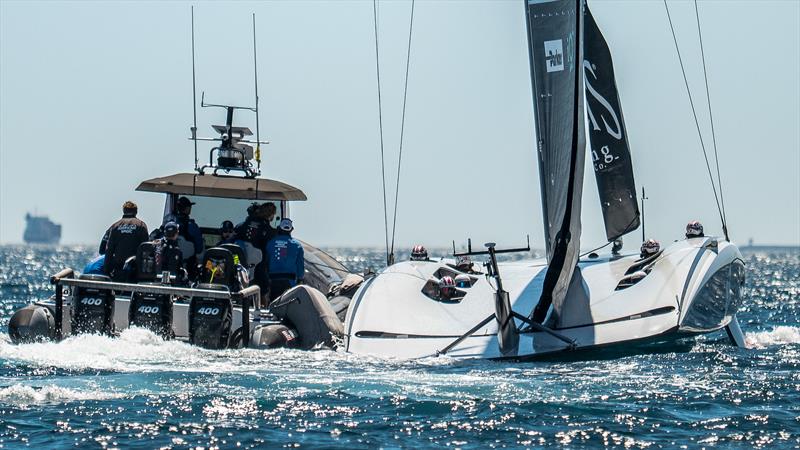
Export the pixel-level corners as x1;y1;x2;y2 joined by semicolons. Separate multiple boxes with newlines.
455;255;474;273
640;239;661;258
265;218;305;301
438;276;457;300
685;220;704;238
454;274;472;289
410;245;428;261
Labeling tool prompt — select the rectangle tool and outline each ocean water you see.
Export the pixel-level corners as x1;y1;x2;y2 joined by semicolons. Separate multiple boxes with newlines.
0;245;798;449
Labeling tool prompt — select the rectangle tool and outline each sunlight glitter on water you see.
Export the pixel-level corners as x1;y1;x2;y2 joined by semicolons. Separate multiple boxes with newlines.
0;246;798;449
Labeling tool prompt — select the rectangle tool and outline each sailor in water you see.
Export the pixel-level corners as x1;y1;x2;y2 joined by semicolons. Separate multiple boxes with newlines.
101;201;149;280
265;218;304;302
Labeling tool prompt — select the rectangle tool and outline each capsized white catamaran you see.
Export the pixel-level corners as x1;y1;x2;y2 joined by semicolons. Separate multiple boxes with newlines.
344;0;746;360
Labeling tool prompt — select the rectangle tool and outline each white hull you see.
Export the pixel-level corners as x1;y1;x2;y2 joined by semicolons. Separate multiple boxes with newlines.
344;238;745;360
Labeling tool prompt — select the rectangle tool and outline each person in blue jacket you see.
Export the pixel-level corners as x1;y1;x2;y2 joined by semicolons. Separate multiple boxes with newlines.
83;254;106;275
265;218;304;302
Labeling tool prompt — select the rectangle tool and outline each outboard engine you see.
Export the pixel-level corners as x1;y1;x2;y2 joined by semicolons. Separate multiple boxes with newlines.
8;304;56;343
128;289;173;338
270;285;344;350
71;274;115;335
188;284;233;349
136;242;159;282
250;323;299;349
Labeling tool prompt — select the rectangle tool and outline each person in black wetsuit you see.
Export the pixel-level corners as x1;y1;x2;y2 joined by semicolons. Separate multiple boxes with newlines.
171;196;204;280
235;202;277;301
156;221;185;283
101;201;149;280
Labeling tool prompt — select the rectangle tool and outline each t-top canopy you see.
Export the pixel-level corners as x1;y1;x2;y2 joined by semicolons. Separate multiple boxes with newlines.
136;173;307;201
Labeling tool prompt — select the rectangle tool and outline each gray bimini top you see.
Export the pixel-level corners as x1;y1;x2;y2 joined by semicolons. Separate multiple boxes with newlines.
136;173;307;201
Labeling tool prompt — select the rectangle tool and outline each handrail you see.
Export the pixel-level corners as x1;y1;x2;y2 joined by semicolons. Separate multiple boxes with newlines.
50;268;261;347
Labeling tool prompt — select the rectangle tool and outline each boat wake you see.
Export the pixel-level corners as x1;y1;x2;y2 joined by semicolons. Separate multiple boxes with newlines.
0;384;124;407
745;326;800;348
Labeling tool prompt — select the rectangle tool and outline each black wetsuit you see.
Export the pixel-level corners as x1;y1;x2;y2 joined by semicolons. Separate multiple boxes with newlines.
156;238;184;280
102;214;149;279
235;216;276;298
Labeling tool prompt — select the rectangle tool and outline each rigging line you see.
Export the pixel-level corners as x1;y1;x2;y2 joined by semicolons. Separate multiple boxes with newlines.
389;0;415;261
693;0;729;241
663;0;726;235
372;0;391;265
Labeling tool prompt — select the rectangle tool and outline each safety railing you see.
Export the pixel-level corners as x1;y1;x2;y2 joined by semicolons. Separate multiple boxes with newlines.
50;268;260;347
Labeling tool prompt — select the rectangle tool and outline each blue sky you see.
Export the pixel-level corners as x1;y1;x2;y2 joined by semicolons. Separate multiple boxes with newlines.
1;0;798;249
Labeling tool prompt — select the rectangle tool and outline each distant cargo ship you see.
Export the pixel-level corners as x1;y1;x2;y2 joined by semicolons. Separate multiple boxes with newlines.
23;213;61;245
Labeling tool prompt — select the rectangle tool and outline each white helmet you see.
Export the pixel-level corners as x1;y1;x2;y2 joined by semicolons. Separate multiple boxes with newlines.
640;239;660;257
438;275;456;297
685;220;704;238
411;245;428;261
454;274;471;289
455;255;472;271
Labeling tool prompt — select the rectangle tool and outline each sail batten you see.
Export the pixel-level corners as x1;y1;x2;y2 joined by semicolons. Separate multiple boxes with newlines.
525;0;585;324
583;5;640;241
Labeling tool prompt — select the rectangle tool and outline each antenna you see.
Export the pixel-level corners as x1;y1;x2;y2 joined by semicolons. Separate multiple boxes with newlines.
190;6;199;171
641;186;648;242
252;13;261;176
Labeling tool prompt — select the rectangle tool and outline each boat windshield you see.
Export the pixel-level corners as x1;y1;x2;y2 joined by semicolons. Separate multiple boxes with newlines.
176;195;283;230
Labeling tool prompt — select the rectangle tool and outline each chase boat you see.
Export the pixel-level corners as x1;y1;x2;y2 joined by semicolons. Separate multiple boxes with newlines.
7;12;362;350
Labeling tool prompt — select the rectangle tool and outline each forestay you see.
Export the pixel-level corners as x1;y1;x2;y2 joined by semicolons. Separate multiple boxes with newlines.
583;5;639;241
525;0;586;324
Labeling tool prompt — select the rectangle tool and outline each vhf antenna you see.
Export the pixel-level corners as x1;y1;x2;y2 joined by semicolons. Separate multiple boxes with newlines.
252;13;262;175
190;6;199;171
641;186;648;242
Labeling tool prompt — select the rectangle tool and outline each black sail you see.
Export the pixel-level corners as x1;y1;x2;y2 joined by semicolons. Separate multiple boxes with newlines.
525;0;586;323
584;5;640;241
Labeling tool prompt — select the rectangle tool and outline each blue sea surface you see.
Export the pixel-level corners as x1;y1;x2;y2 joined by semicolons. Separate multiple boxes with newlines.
0;245;798;449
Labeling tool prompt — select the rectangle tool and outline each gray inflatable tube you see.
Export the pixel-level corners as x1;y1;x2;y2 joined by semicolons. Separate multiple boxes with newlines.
8;304;56;344
269;285;344;350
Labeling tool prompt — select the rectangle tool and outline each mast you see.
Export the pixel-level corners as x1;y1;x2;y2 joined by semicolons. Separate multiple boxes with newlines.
190;6;199;171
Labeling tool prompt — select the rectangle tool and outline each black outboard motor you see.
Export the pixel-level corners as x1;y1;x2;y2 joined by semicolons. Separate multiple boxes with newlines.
8;304;56;343
136;242;159;282
128;289;173;338
71;274;116;335
188;284;233;349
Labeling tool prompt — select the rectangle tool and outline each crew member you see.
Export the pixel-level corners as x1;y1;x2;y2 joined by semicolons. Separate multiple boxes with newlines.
216;220;238;246
83;254;106;275
265;218;304;301
410;245;428;261
235;202;276;249
102;201;149;279
235;203;276;300
640;239;661;258
438;276;457;300
172;196;204;278
156;221;185;282
685;220;704;238
455;255;475;273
